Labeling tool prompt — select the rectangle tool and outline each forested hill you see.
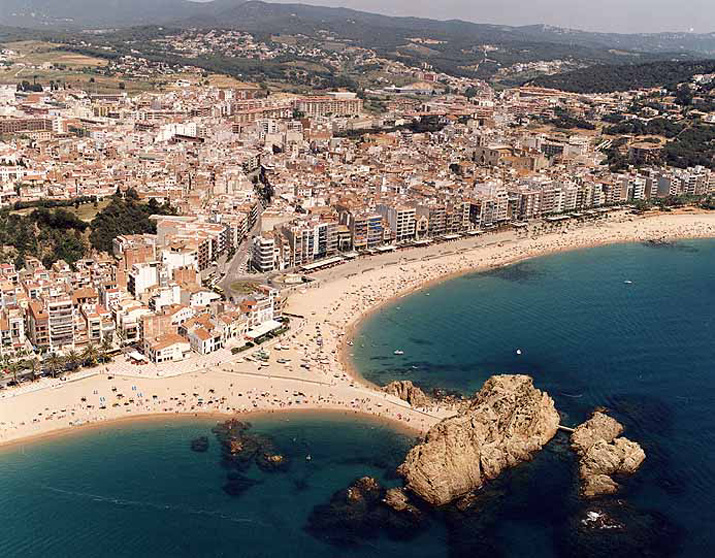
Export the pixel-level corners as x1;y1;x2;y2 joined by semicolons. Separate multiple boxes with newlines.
530;60;715;93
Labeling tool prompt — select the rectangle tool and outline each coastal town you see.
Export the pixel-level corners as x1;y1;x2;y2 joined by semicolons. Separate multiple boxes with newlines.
2;1;715;555
1;28;715;441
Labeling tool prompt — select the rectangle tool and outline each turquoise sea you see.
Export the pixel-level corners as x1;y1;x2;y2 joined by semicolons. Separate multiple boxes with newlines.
2;240;715;557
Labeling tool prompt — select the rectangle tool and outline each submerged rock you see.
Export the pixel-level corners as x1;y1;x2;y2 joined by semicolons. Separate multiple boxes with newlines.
557;499;683;558
212;419;290;472
571;412;646;498
222;471;262;497
383;380;432;408
305;477;427;547
256;451;289;472
383;487;412;512
398;374;560;506
190;436;209;452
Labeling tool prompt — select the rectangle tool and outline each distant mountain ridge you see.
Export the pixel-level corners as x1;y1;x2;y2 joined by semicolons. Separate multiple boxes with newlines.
1;0;714;58
0;0;207;27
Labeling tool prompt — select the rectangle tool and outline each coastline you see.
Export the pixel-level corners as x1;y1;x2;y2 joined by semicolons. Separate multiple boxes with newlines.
2;209;715;450
0;407;419;454
336;210;715;389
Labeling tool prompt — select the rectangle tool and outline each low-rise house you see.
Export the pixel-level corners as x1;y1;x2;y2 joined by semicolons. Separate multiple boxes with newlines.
143;333;191;363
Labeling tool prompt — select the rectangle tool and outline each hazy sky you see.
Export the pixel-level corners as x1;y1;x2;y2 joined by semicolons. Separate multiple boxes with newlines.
264;0;714;34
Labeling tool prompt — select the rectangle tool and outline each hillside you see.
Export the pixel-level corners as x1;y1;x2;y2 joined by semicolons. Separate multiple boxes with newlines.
1;1;713;84
2;0;715;58
530;60;715;93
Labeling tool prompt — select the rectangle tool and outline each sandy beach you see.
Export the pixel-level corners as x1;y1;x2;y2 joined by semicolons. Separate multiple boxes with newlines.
2;209;715;448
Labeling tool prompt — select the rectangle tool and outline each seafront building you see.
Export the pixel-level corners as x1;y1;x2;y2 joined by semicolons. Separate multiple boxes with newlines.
0;76;714;369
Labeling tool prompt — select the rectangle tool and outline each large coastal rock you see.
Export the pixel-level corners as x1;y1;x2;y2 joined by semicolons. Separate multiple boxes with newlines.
398;374;560;506
571;411;646;498
383;380;432;408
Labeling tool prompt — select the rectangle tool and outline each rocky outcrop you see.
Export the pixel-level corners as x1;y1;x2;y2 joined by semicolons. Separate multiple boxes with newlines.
571;411;646;498
305;477;427;546
398;374;560;506
382;487;423;519
190;436;209;452
212;418;290;472
558;500;683;558
383;380;432;408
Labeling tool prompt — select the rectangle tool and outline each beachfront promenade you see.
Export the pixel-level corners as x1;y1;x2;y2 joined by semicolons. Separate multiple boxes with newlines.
2;210;715;446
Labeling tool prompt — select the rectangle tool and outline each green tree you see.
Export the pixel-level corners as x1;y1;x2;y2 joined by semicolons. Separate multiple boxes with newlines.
82;344;99;367
45;354;65;378
65;350;81;372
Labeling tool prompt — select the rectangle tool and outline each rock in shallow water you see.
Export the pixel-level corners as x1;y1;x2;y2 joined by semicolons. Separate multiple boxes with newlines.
305;477;428;547
222;472;262;497
190;436;209;452
398;374;560;506
212;419;290;472
557;499;683;558
571;412;646;498
210;418;289;498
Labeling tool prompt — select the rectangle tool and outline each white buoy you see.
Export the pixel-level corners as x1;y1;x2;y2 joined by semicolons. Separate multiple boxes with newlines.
516;349;522;355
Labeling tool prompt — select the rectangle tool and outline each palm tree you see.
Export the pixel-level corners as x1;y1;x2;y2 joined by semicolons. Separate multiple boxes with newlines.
100;337;113;363
45;353;64;379
65;350;80;372
82;344;99;368
8;360;20;385
1;354;9;379
29;357;41;382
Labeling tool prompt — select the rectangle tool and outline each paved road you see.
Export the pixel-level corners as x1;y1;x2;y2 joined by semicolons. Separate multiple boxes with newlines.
218;213;265;298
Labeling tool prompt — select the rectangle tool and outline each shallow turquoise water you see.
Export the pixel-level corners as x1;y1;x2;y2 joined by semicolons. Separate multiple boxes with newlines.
2;240;714;557
0;414;441;558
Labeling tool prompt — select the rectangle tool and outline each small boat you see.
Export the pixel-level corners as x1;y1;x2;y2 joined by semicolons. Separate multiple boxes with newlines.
624;280;633;285
306;455;312;461
394;350;405;356
516;349;522;355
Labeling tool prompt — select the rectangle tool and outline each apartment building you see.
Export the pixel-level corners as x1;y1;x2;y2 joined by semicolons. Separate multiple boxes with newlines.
0;307;26;355
251;234;279;273
295;93;363;118
337;207;384;251
155;217;230;271
376;204;417;243
27;301;49;351
128;262;162;299
417;203;447;237
46;295;75;352
468;190;510;227
0;117;53;135
281;219;340;267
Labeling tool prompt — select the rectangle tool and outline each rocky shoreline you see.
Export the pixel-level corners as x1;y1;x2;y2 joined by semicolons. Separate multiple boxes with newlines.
398;375;560;506
379;375;648;508
198;374;664;557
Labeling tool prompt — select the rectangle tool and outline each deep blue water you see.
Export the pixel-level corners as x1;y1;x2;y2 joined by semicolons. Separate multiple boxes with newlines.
1;240;714;557
352;239;715;557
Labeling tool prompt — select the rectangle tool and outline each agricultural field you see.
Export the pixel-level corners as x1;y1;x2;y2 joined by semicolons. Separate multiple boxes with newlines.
0;40;196;95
